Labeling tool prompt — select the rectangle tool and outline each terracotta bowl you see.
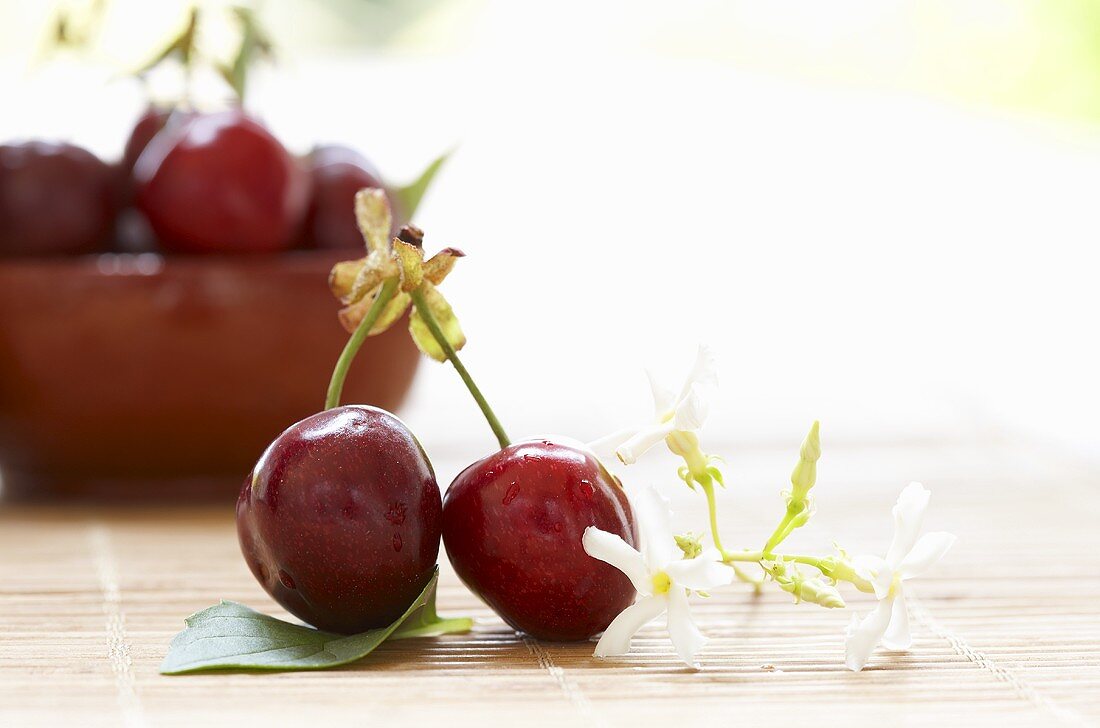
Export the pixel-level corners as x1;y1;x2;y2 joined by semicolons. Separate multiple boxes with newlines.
0;253;419;501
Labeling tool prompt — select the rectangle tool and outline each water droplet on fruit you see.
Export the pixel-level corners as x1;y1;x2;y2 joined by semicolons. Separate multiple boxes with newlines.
392;533;403;552
553;522;563;533
385;501;407;525
579;479;595;497
502;482;520;505
278;569;296;589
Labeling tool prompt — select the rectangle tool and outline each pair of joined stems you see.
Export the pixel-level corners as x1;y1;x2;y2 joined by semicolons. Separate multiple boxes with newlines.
324;277;511;450
699;481;826;575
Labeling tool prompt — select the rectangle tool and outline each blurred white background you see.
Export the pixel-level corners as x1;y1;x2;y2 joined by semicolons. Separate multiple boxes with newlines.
2;0;1097;466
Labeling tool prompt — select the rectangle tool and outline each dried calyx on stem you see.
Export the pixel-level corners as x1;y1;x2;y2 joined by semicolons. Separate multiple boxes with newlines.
324;189;507;449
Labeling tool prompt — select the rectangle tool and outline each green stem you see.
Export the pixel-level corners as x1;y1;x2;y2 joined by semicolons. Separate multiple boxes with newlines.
325;278;399;410
697;479;820;580
763;512;796;554
700;481;730;559
722;549;826;571
409;286;511;450
731;563;764;592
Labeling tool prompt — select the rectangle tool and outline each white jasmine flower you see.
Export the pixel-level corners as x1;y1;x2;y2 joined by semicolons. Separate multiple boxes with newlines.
844;482;956;671
589;345;717;466
582;485;733;667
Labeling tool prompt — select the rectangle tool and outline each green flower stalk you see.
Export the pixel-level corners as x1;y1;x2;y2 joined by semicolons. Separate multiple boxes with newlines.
763;420;821;553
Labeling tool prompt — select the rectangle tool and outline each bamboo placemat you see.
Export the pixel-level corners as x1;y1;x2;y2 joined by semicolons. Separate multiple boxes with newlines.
1;439;1098;727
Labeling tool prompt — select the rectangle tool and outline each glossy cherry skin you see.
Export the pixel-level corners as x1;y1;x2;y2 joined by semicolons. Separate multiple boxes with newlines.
301;144;385;249
237;405;442;633
0;141;115;256
117;107;195;204
443;439;637;641
122;107;172;177
135;110;309;254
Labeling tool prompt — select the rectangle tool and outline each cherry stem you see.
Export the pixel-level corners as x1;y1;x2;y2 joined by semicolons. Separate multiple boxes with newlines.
325;278;399;410
409;286;511;450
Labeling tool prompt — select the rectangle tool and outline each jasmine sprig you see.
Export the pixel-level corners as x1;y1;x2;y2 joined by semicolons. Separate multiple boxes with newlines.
587;346;955;669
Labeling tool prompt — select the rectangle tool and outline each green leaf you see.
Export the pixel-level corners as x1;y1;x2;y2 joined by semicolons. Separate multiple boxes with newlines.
160;567;470;674
391;150;452;221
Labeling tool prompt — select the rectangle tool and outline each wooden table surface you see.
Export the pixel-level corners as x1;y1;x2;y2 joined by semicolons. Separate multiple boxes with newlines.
2;437;1098;727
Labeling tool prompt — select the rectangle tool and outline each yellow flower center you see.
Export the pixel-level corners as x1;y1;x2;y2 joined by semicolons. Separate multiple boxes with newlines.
651;571;672;594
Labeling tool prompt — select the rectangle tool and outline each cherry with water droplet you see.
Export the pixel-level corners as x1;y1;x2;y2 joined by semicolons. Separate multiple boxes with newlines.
236;405;442;633
443;438;637;641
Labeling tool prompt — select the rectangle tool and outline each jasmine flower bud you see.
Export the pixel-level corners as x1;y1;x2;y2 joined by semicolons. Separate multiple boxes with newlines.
675;532;704;559
790;420;820;502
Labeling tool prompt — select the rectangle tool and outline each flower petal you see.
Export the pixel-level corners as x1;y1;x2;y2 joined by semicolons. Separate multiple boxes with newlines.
593;596;667;658
628;485;677;571
676;344;718;404
899;532;956;580
337;290;411;335
615;422;675;465
852;554;893;600
354;188;392;253
329;258;365;302
881;591;912;650
344;249;399;304
844;596;895;671
885;482;931;568
666;587;707;667
582;527;651;596
408;282;465;361
672;383;709;431
666;555;734;591
645;368;676;417
422;247;464;285
393;239;425;292
588;427;637;464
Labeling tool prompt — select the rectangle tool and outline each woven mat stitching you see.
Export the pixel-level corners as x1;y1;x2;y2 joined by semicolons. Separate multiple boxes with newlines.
89;524;147;728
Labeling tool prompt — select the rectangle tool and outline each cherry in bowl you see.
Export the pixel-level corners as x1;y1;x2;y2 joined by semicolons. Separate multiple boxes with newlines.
0;141;115;257
302;144;387;250
135;109;309;254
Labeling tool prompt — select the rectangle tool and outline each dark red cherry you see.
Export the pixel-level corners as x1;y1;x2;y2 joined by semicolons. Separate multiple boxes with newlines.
236;405;442;633
442;439;637;641
122;107;172;177
301;144;385;249
0;141;115;257
135;110;309;254
117;107;195;203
